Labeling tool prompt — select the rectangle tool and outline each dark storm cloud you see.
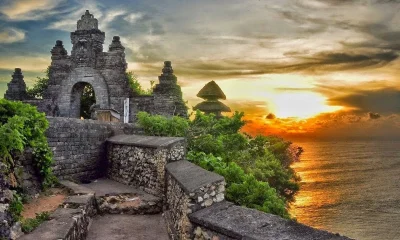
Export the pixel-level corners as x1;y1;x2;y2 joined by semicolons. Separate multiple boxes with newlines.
339;22;400;52
327;88;400;114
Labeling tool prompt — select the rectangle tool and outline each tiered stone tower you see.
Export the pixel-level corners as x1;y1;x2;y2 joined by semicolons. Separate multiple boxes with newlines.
153;61;188;117
4;68;27;101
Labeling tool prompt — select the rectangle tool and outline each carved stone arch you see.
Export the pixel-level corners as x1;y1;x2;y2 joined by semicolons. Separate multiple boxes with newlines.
58;67;110;118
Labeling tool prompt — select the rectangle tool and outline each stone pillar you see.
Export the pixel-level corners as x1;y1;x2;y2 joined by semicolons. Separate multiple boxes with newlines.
45;40;71;102
153;61;188;118
4;68;27;100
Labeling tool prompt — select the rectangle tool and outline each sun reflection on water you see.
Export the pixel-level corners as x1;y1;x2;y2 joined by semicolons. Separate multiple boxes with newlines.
289;144;342;230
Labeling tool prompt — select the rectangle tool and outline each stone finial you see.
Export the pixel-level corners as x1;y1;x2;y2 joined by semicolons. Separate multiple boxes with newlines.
77;10;98;30
157;61;177;85
4;68;28;100
51;40;67;58
162;61;174;75
108;36;125;52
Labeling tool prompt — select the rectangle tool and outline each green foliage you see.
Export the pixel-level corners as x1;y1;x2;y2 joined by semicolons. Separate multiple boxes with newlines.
80;85;96;119
136;112;188;137
0;99;56;189
186;151;289;218
137;110;301;219
9;193;23;222
26;68;50;99
21;211;50;233
126;71;154;95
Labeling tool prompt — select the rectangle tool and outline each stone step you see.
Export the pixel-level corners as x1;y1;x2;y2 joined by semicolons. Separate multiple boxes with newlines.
86;214;169;240
81;178;163;215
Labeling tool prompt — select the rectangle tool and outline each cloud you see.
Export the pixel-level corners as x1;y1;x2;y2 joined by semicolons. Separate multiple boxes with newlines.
266;113;277;120
326;88;400;114
146;50;398;80
124;13;144;24
0;28;25;43
243;110;400;141
0;55;50;71
0;0;66;21
46;1;104;32
369;112;381;119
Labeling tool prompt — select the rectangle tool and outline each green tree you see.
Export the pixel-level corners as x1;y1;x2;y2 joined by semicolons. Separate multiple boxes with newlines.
126;71;154;95
26;67;50;99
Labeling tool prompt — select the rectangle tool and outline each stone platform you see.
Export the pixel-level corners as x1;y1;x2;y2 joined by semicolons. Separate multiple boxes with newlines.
86;214;169;240
82;178;163;214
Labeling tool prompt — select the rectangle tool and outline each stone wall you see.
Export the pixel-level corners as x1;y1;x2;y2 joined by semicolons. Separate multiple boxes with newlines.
0;162;14;239
165;160;225;240
46;117;140;181
106;135;186;197
13;149;41;196
189;201;351;240
129;96;154;122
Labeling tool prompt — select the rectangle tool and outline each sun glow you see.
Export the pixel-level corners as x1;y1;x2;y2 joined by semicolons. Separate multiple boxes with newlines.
271;92;342;119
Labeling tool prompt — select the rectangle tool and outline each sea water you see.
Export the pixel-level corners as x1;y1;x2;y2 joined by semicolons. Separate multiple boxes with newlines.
290;141;400;240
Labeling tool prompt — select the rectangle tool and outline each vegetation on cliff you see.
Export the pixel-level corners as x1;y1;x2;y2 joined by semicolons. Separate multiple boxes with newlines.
137;111;301;218
0;99;56;188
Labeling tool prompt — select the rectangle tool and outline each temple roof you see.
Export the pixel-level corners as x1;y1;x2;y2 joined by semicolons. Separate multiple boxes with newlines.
196;81;226;100
193;100;231;112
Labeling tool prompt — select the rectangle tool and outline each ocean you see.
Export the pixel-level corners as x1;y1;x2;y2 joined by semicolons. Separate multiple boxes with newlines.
289;141;400;240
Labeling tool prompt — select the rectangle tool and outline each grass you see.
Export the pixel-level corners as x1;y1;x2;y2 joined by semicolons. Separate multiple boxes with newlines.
21;212;50;233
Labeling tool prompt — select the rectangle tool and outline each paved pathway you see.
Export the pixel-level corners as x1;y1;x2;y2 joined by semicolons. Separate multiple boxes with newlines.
86;214;169;240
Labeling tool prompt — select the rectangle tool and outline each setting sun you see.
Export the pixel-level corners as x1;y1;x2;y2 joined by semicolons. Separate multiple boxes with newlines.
271;92;342;119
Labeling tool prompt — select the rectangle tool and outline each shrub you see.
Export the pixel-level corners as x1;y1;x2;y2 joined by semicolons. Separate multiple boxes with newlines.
136;112;188;137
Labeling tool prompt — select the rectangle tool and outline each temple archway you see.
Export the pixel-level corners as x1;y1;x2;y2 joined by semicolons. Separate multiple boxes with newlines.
58;68;110;118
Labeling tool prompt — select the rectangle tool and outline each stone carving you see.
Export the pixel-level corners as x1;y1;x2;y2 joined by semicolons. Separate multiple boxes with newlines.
77;10;98;30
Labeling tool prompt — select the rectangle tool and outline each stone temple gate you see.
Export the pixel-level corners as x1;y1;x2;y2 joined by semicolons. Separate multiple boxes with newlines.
4;10;187;121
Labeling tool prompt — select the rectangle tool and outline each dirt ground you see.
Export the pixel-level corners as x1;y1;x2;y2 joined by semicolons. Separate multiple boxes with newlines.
21;188;67;219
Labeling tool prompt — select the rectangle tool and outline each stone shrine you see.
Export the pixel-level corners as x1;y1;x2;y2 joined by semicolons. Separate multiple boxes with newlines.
4;10;187;121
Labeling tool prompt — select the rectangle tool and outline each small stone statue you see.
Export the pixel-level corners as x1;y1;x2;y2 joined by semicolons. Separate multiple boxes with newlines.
90;103;100;120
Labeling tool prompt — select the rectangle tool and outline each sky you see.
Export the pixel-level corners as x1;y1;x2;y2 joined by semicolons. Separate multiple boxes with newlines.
0;0;400;141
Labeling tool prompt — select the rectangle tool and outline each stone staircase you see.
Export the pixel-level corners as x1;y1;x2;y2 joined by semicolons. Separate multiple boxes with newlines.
18;134;350;240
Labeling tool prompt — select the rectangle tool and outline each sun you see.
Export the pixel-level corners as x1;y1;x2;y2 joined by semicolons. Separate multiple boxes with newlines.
271;92;342;119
